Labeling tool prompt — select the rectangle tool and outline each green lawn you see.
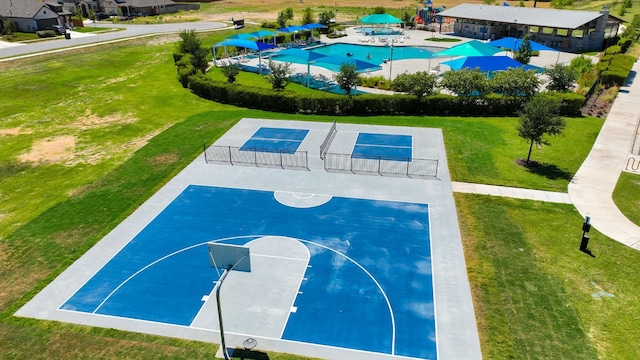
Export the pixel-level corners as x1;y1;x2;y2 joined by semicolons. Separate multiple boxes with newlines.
457;194;640;360
0;30;637;360
612;171;640;227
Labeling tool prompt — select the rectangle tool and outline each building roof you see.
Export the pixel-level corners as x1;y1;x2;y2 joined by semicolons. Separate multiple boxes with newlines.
438;3;610;29
106;0;176;6
0;0;48;19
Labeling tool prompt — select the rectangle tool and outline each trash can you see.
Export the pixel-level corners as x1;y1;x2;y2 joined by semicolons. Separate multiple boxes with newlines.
65;32;71;40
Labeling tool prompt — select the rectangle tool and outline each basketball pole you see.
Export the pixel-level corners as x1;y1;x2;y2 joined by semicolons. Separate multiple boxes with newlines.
215;264;233;360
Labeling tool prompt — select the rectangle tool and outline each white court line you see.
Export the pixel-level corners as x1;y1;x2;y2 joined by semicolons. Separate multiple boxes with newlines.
86;236;260;314
286;238;398;355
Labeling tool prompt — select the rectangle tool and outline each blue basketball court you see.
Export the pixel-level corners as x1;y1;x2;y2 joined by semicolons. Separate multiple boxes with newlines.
61;185;436;359
18;119;482;360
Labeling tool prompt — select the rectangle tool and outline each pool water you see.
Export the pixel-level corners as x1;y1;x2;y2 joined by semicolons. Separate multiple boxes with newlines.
273;42;439;72
311;43;437;66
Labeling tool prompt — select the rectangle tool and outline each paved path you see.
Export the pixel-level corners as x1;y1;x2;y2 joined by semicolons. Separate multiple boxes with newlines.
458;61;640;250
0;21;228;60
452;182;572;204
568;61;640;250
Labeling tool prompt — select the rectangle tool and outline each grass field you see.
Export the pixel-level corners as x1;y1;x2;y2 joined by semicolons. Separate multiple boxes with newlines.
613;171;640;227
0;18;639;360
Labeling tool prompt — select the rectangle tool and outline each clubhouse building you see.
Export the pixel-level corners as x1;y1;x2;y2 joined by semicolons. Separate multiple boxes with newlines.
438;3;623;52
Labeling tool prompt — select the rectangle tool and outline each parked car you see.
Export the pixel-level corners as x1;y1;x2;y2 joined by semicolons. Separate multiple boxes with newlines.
52;25;66;35
95;12;110;21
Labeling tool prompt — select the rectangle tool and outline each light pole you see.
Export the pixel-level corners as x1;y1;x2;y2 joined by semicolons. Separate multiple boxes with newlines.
512;20;518;57
215;264;233;360
389;43;394;80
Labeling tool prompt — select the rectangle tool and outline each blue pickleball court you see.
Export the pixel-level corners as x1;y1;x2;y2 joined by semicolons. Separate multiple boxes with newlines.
352;133;413;161
240;127;309;153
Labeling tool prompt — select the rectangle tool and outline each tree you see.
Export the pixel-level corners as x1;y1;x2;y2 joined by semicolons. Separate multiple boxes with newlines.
490;68;540;97
221;63;240;84
440;68;489;97
178;29;201;54
514;35;533;65
318;10;335;26
2;19;16;36
334;63;360;96
392;71;438;98
89;9;97;28
517;95;565;165
266;60;292;90
284;7;294;22
190;46;209;72
178;29;207;72
301;7;314;25
373;7;386;14
276;11;287;28
544;63;576;92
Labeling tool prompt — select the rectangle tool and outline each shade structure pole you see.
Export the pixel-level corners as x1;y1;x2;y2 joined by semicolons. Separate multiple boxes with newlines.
389;43;394;80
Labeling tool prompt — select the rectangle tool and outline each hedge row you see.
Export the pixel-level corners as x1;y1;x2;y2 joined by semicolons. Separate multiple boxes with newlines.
187;75;584;116
597;53;636;86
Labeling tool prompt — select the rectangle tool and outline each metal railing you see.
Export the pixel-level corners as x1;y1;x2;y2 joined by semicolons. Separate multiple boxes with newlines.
204;145;309;170
320;119;337;160
324;153;439;179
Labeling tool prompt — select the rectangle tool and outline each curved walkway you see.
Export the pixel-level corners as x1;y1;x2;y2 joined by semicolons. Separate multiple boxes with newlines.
456;61;640;250
568;61;640;250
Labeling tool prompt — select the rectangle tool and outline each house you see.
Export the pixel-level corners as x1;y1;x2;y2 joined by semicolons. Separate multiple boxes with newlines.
59;0;100;17
100;0;199;17
0;0;72;33
437;3;623;52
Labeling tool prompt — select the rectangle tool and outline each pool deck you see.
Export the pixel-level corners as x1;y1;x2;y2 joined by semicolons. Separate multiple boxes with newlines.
239;26;595;84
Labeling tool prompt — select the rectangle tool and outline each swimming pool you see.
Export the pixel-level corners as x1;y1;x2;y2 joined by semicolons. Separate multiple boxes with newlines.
274;42;439;72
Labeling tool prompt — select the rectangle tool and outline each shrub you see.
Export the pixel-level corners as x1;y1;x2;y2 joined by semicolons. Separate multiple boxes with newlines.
36;30;56;38
617;38;633;53
184;68;583;116
568;55;593;78
604;45;621;55
392;71;438;98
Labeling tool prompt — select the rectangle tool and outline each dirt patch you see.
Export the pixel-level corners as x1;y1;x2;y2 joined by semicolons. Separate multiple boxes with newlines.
146;34;180;46
0;127;31;136
19;136;76;164
148;152;180;167
73;110;136;130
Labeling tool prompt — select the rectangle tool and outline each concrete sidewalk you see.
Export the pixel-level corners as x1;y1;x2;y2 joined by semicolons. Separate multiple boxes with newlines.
454;62;640;250
568;61;640;250
452;182;572;203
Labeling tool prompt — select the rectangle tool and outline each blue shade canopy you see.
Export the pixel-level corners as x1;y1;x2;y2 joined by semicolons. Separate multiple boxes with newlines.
441;55;526;72
503;1;510;5
489;37;556;51
249;30;276;38
273;48;327;62
302;23;328;29
359;14;403;24
217;39;278;51
434;40;503;57
225;33;257;40
316;56;381;72
278;25;307;33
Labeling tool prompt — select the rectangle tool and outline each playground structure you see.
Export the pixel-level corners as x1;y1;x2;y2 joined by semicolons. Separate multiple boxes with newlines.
414;1;446;27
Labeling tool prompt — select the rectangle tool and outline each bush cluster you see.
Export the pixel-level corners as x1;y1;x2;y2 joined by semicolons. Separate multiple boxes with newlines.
36;30;56;38
186;75;583;116
174;52;195;88
598;54;636;86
